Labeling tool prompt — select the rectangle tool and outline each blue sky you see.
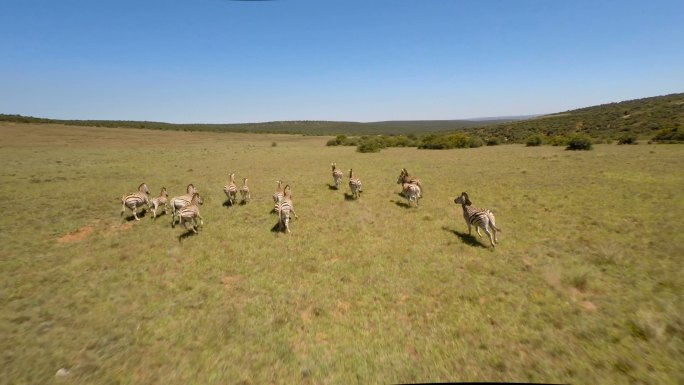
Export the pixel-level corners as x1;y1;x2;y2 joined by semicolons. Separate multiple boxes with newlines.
1;0;683;123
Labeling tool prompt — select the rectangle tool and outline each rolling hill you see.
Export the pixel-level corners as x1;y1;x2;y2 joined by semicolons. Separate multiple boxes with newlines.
2;93;682;141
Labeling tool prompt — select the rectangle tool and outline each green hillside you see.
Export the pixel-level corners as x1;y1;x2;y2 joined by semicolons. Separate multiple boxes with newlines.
2;93;682;142
464;93;684;142
0;115;509;136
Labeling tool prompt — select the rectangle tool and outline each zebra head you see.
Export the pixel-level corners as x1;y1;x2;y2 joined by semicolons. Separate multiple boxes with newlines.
454;192;472;206
229;173;235;183
331;162;336;171
349;169;354;179
160;187;168;198
283;185;292;198
397;169;408;184
191;192;203;205
186;184;196;194
138;183;150;195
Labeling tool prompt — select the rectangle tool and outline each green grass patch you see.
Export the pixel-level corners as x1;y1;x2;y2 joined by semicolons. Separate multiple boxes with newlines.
1;122;682;384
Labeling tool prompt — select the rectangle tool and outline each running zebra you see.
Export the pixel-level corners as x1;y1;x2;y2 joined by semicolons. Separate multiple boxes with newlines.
348;169;362;199
173;192;203;233
120;182;150;221
170;184;200;225
454;191;500;247
401;182;422;207
272;180;284;213
397;168;423;197
224;172;238;206
276;185;298;233
149;187;169;219
240;178;251;203
331;162;344;189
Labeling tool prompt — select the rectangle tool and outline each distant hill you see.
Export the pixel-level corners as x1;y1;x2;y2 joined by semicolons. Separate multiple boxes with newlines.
2;93;681;140
463;93;684;142
0;115;513;136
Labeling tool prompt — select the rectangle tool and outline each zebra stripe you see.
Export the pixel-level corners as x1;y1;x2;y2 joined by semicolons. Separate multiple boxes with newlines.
402;183;421;207
272;180;284;212
331;162;344;189
173;193;203;233
224;173;238;206
170;184;200;225
240;178;251;203
120;182;150;221
149;187;169;219
454;192;500;247
397;168;423;197
276;185;298;233
348;169;362;199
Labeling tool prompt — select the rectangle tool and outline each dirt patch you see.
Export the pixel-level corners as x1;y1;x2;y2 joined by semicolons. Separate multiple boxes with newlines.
57;225;96;243
335;300;351;316
221;275;242;290
57;220;134;243
580;301;598;312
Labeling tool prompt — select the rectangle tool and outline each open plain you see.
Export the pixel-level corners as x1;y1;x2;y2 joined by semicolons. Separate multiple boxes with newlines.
1;122;682;384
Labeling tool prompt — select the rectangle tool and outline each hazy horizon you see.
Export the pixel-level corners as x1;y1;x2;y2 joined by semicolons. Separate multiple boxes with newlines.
2;0;683;123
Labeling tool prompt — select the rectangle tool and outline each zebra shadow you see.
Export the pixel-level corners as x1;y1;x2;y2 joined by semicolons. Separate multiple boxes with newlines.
123;209;148;221
441;226;489;249
178;228;200;242
392;199;415;209
222;200;237;208
270;222;287;233
343;193;358;201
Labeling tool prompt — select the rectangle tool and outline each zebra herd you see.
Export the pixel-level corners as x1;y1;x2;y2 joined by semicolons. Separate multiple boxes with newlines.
119;164;501;246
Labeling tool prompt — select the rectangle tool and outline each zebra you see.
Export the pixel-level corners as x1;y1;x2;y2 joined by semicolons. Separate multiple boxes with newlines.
224;172;238;206
397;168;423;198
348;169;362;199
454;191;500;247
331;162;344;189
149;187;169;219
401;182;422;207
173;192;203;233
170;184;200;225
272;180;284;213
240;177;251;203
120;182;150;221
276;185;298;233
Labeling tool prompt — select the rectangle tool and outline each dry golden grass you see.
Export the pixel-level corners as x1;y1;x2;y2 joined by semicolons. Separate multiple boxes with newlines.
1;122;682;385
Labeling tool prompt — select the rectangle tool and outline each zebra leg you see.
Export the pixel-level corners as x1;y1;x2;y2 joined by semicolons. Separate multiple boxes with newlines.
467;222;472;235
476;227;483;237
132;206;140;221
484;226;496;247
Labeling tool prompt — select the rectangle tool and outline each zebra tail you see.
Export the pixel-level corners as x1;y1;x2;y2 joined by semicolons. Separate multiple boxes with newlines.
488;213;501;232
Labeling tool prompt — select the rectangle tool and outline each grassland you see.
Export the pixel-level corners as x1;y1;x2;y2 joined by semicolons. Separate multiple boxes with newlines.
1;122;682;384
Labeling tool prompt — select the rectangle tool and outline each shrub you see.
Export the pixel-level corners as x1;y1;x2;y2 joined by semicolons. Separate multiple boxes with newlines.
526;135;543;147
652;127;684;143
271;142;278;147
356;137;386;153
617;134;637;145
566;134;593;150
486;137;500;146
548;135;568;146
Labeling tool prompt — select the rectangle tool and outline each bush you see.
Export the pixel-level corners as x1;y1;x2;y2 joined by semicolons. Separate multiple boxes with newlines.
652;128;684;143
548;135;568;146
526;135;543;147
566;134;593;150
617;134;637;145
356;137;386;153
486;137;500;146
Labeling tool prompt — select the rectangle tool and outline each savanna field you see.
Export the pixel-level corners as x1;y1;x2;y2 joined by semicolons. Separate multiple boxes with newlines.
1;122;682;384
